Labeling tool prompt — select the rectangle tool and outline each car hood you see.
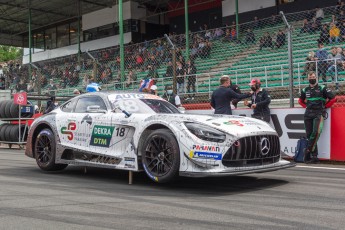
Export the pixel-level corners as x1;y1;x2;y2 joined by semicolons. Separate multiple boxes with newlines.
166;114;276;136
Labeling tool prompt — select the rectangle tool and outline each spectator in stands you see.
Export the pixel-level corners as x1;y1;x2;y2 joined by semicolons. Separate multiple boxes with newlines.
47;79;57;95
162;85;181;108
245;29;256;44
164;61;173;78
213;28;224;39
222;28;232;42
73;89;81;95
253;16;260;30
319;24;329;43
329;22;340;43
211;75;251;115
310;17;322;32
176;61;185;94
82;74;90;88
315;42;329;82
185;59;197;100
331;15;339;25
244;79;271;123
259;32;273;50
202;40;212;58
15;79;26;92
271;14;278;26
126;70;137;87
149;79;158;95
147;65;159;79
275;30;286;48
303;51;317;78
340;20;345;41
327;47;342;81
300;19;312;34
315;7;324;22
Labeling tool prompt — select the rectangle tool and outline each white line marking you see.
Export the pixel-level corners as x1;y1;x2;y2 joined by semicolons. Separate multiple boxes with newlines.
296;165;345;171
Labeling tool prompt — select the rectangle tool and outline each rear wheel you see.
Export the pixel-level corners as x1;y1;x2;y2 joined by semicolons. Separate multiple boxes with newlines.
34;129;67;171
141;129;180;183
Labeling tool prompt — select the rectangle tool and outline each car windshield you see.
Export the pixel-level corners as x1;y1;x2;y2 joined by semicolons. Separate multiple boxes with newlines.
108;94;180;114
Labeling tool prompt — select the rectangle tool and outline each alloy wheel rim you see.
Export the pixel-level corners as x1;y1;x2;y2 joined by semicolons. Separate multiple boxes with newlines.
36;135;52;164
145;135;174;177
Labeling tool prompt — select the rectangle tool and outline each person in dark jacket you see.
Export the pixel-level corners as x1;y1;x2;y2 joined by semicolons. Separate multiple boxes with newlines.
162;85;181;107
229;79;241;108
44;96;58;114
298;71;336;163
244;78;271;122
211;75;251;115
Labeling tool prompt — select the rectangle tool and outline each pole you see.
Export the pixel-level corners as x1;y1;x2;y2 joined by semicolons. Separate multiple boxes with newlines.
164;34;177;94
280;11;294;108
119;0;125;82
184;0;189;59
77;0;81;63
235;0;239;39
28;0;32;84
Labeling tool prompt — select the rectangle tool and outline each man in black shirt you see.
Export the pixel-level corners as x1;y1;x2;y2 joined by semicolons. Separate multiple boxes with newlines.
211;75;251;115
229;79;241;108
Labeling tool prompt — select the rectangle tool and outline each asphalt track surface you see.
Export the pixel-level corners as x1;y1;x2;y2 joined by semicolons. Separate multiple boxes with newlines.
0;147;345;230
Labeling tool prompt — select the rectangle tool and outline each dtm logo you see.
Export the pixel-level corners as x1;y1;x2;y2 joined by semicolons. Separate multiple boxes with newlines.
61;122;77;140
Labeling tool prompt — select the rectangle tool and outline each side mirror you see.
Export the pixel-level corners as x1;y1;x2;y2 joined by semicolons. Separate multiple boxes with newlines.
86;105;107;113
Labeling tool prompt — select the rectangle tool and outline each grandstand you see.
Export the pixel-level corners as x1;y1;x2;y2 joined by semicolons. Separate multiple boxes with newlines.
0;0;344;107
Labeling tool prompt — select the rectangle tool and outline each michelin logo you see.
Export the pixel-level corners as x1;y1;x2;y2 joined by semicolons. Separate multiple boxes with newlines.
189;151;222;160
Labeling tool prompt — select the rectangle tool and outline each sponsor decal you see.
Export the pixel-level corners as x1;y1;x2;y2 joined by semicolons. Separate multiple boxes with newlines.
223;120;244;126
189;151;222;160
61;122;77;140
90;125;115;147
192;145;220;152
124;157;135;162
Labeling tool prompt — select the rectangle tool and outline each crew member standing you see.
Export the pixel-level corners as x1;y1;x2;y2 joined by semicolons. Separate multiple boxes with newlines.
298;71;336;163
211;75;251;115
244;78;271;122
162;85;181;107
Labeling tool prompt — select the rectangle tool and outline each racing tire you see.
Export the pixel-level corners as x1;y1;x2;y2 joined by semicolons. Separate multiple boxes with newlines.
140;129;180;183
9;125;27;143
34;128;68;171
0;124;9;141
0;101;5;118
4;101;13;118
3;124;14;142
10;103;20;119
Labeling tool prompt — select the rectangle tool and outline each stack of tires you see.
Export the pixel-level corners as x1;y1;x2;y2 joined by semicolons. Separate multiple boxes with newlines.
0;124;28;142
0;100;33;119
0;100;33;143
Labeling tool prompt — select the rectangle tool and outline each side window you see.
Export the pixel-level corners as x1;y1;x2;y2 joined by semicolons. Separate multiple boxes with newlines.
61;99;77;113
74;96;107;113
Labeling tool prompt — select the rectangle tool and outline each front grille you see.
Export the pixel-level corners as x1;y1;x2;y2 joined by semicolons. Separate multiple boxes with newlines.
222;135;280;167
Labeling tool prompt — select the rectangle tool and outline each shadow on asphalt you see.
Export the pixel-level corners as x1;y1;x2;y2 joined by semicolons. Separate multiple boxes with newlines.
1;164;289;197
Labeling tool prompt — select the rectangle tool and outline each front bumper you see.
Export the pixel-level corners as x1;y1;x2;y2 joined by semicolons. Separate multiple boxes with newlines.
179;160;296;177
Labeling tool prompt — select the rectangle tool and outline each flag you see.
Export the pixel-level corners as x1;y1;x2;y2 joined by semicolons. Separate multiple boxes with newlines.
14;92;27;105
139;79;153;92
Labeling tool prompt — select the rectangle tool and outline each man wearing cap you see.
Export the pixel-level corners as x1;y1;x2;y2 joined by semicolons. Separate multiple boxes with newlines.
211;75;251;115
244;78;271;122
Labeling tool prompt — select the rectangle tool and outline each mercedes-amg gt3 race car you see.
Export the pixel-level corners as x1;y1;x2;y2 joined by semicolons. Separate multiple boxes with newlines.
25;92;295;183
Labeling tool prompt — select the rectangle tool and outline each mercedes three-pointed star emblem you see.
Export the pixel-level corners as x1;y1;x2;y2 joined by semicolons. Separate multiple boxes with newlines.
260;137;270;156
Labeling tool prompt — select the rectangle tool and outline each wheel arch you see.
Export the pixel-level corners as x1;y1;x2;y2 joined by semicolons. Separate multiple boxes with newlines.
137;123;178;156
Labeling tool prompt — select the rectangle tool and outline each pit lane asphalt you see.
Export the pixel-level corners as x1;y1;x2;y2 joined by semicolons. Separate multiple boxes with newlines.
0;148;344;230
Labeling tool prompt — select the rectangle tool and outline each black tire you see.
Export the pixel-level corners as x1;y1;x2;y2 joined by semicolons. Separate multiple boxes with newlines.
10;103;20;119
3;124;13;142
9;125;27;142
140;129;180;183
0;124;8;141
4;101;13;118
0;101;10;118
0;101;4;118
34;128;68;171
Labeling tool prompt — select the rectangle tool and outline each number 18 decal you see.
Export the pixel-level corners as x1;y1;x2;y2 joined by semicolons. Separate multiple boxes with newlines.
116;127;126;137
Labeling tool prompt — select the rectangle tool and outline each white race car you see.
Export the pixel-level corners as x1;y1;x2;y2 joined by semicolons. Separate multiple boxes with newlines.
25;92;295;183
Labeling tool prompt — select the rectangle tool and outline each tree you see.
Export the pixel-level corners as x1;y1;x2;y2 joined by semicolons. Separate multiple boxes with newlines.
0;45;23;62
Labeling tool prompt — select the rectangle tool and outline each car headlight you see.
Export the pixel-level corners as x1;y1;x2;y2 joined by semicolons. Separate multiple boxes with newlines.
185;123;226;143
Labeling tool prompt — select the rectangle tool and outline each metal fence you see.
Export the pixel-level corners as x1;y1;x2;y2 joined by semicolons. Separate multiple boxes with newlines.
2;4;345;109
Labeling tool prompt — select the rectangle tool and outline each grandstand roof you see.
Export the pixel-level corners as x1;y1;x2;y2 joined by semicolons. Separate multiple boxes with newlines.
0;0;120;46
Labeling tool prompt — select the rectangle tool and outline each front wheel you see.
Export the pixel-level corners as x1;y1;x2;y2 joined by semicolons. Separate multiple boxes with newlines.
141;129;180;183
34;129;67;171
